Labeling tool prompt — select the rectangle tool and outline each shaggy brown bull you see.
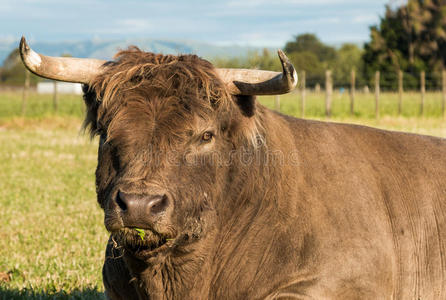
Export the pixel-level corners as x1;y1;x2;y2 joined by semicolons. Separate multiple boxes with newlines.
21;36;446;299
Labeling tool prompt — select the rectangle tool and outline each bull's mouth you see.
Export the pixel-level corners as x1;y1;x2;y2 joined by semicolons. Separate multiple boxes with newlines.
108;215;204;260
111;227;177;260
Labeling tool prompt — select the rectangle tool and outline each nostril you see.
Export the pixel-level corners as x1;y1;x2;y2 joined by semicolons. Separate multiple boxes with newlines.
149;194;169;215
116;191;127;211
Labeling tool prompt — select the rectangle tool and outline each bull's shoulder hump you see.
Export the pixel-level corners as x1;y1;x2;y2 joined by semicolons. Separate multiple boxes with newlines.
284;116;445;147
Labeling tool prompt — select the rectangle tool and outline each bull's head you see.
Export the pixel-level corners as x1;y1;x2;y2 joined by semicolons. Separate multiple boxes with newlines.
20;37;297;261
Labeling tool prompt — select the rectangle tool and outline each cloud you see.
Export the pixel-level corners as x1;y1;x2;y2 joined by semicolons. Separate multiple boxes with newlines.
323;33;369;43
117;19;151;30
352;14;379;24
231;32;289;47
302;17;341;25
104;19;152;34
0;2;12;13
0;34;16;45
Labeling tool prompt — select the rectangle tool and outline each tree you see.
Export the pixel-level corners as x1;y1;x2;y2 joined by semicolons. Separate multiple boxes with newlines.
363;1;446;90
288;51;325;87
0;48;41;86
246;48;282;71
284;34;336;63
212;48;281;71
333;44;364;87
284;34;339;87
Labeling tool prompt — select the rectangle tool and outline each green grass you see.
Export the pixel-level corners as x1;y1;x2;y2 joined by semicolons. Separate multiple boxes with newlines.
0;91;444;299
0;92;107;299
0;126;106;299
0;92;84;120
260;91;445;119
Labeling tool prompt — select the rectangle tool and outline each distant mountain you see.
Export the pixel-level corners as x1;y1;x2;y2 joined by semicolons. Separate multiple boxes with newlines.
0;38;275;65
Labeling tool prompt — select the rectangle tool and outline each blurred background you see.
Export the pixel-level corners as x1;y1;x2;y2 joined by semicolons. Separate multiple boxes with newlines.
1;0;445;131
0;0;445;299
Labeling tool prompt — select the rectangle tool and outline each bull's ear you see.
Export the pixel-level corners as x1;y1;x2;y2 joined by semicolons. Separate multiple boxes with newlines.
233;95;256;117
82;84;100;137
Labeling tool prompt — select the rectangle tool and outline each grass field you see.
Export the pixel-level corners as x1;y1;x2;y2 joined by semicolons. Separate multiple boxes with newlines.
0;91;445;299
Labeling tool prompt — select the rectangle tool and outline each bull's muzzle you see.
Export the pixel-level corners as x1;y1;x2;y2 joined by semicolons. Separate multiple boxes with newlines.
115;191;170;228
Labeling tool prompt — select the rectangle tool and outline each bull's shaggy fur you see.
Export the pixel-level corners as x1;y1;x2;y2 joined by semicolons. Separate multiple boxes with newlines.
83;47;260;146
82;48;446;299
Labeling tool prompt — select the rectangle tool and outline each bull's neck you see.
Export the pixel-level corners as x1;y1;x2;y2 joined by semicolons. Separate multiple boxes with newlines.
122;232;217;300
221;108;296;223
206;110;303;297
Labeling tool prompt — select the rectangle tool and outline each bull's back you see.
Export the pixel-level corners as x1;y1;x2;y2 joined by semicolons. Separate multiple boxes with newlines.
286;117;446;299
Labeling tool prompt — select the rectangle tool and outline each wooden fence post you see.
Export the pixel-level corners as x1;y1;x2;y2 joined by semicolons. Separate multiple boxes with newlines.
21;70;30;115
325;70;332;117
420;71;425;116
398;70;403;115
375;71;380;119
301;70;306;118
53;81;58;111
274;95;280;112
350;69;355;115
442;69;446;119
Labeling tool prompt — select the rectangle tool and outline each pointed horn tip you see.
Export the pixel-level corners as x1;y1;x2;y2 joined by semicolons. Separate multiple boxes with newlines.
277;49;289;63
19;36;42;70
277;50;294;72
276;49;297;85
20;36;29;53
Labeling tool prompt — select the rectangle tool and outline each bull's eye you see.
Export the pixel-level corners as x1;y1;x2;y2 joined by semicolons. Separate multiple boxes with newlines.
201;131;213;142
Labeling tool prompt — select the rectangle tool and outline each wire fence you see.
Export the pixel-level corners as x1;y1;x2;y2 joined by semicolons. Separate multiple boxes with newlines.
291;69;446;118
303;70;446;92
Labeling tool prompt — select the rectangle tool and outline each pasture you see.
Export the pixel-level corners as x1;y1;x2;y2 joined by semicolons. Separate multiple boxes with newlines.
0;91;445;299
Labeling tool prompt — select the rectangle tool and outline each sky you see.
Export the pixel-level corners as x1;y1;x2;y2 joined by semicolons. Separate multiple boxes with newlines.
0;0;397;47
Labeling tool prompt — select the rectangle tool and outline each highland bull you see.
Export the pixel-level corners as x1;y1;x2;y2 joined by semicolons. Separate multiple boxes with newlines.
20;36;446;299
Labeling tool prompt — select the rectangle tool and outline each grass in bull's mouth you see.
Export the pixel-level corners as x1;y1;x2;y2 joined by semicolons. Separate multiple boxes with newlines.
135;228;146;241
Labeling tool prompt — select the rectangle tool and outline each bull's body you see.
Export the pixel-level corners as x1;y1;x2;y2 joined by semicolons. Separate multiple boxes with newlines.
104;108;446;299
19;38;446;299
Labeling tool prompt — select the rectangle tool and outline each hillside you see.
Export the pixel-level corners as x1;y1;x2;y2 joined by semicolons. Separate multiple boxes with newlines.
0;38;273;64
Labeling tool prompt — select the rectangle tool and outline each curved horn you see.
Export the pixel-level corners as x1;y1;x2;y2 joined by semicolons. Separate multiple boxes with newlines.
216;49;297;95
19;36;107;84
